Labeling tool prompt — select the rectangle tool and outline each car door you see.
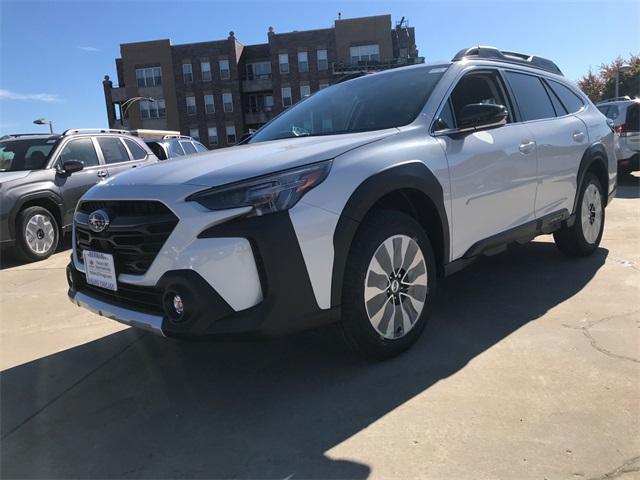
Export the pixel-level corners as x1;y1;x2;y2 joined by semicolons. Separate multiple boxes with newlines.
94;136;138;178
53;137;105;225
433;69;539;259
504;72;589;218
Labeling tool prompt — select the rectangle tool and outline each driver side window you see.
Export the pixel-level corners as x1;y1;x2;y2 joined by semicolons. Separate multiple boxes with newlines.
57;138;100;168
434;71;512;131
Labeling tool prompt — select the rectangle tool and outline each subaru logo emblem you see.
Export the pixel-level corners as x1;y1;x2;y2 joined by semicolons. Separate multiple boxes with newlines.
88;209;110;233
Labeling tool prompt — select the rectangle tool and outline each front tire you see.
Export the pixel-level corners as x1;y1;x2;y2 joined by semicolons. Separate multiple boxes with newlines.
15;206;59;262
553;172;605;257
340;210;437;360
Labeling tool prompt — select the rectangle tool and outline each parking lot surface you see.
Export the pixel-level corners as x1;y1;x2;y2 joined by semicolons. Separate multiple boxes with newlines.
1;177;639;479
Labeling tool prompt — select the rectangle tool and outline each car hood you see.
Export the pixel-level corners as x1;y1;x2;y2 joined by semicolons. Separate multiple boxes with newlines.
102;129;398;188
0;170;31;185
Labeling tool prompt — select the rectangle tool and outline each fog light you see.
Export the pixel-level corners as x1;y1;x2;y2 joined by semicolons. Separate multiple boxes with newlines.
172;294;184;316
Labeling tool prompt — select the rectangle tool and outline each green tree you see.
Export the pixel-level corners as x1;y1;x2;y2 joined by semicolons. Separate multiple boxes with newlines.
577;54;640;103
577;68;605;102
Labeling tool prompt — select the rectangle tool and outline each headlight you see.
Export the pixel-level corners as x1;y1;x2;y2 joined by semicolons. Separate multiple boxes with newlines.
187;160;332;216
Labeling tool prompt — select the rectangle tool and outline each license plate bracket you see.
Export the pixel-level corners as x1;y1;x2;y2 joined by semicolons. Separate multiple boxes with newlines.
83;250;117;291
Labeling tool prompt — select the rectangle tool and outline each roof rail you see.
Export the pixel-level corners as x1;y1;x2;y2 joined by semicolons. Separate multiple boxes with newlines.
452;46;563;76
161;134;193;140
62;128;131;136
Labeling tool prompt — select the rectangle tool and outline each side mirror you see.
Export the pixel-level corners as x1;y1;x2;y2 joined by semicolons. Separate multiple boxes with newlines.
59;160;84;175
457;103;508;133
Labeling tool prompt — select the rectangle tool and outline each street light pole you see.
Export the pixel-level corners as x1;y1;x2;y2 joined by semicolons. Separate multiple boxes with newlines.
33;118;53;134
615;64;631;98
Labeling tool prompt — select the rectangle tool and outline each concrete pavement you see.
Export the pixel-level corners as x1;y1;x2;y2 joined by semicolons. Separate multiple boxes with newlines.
1;176;639;479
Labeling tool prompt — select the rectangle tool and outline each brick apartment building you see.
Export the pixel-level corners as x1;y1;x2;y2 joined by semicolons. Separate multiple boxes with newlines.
102;14;422;148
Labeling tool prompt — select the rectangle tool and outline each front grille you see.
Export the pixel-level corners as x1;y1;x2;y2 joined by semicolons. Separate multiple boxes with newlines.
76;272;164;315
75;200;178;275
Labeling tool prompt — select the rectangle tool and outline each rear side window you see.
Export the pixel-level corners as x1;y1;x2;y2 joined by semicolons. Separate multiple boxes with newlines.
180;141;197;155
607;105;620;120
505;71;556;121
547;80;584;114
124;138;148;160
626;104;639;132
169;140;185;157
97;137;130;164
58;138;100;168
194;142;208;153
596;105;609;116
544;83;568;116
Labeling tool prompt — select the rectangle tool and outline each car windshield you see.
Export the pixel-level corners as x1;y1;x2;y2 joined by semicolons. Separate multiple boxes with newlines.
249;64;449;143
0;137;58;171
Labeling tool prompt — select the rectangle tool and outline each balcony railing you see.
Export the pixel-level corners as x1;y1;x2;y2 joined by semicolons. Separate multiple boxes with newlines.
332;57;425;75
242;74;273;93
243;109;273;125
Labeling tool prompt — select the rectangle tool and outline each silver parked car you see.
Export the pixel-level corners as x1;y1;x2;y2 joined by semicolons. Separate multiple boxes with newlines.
596;97;640;173
145;135;208;160
68;46;616;359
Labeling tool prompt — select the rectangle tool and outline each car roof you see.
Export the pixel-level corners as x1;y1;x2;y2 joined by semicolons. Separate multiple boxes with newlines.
0;133;60;141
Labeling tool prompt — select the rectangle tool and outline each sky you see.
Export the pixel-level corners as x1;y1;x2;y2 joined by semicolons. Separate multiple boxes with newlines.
1;0;639;134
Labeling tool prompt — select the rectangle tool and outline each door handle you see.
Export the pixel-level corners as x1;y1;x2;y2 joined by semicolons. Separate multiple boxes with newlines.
519;140;536;154
572;131;586;142
97;169;108;178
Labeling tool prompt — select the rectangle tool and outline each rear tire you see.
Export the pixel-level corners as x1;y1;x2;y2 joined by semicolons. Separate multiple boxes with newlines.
15;206;59;262
340;210;437;360
553;173;605;257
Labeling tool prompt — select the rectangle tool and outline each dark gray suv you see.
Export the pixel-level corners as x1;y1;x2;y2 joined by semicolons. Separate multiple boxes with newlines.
0;129;158;261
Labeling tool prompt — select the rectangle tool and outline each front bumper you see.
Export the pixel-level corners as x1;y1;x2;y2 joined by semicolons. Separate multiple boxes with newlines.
68;209;340;337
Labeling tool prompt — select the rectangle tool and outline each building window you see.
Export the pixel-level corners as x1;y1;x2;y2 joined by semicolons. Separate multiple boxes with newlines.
247;93;274;113
182;63;193;83
281;87;292;107
189;128;200;141
300;84;311;98
136;67;162;87
140;99;166;119
226;125;236;144
298;51;308;73
186;96;196;115
246;61;272;80
219;59;230;80
204;94;215;114
319;82;330;90
350;44;380;64
317;49;328;71
201;61;211;81
279;53;289;74
208;127;218;145
222;93;233;112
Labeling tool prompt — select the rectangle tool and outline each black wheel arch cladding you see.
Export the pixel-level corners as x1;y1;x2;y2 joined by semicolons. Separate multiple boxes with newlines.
575;143;610;211
331;161;450;308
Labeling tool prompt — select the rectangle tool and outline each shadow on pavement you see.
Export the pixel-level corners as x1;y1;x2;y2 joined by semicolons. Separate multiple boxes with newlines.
1;241;608;479
0;236;72;270
616;172;640;199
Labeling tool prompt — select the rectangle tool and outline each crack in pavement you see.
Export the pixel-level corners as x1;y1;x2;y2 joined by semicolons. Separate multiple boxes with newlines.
563;310;640;365
1;331;146;441
587;455;640;480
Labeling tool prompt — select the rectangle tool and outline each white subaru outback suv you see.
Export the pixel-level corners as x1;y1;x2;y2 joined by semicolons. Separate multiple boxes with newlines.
67;46;616;359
